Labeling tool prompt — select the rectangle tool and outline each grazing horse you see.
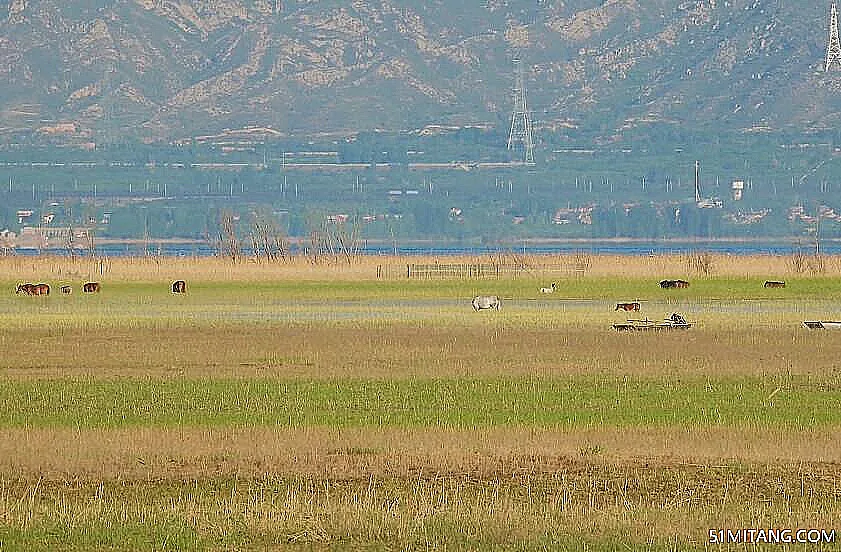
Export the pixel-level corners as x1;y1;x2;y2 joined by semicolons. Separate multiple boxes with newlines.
60;285;72;294
83;282;101;293
472;295;501;311
660;279;690;289
540;282;557;294
15;283;35;295
764;280;785;288
30;283;49;296
82;282;102;293
171;280;186;294
615;302;641;312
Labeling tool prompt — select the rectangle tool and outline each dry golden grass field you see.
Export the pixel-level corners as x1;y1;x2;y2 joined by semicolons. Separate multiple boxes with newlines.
0;253;840;551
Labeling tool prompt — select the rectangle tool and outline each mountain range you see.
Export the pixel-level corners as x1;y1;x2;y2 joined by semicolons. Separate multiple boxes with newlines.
1;0;841;147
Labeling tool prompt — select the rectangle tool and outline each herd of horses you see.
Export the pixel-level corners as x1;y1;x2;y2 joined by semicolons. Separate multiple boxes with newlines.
15;275;784;311
471;295;644;312
471;278;787;312
15;280;187;296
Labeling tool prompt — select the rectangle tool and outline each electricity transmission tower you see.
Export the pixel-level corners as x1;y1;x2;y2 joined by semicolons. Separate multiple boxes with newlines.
507;59;535;164
694;160;702;203
827;1;841;71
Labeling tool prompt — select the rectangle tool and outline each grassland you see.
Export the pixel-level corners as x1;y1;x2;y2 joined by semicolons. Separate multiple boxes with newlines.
0;253;840;550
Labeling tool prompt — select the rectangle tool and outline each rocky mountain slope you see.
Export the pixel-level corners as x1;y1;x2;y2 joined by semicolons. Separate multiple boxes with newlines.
1;0;839;146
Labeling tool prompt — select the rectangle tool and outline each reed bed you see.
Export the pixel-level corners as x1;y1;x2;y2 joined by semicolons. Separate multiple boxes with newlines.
3;427;841;480
0;252;839;283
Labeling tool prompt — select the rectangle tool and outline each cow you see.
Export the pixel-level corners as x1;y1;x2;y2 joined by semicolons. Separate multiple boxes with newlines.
764;280;785;288
660;279;690;289
15;283;35;295
615;302;641;312
83;282;101;293
171;280;187;294
540;282;556;294
60;285;72;294
472;295;501;311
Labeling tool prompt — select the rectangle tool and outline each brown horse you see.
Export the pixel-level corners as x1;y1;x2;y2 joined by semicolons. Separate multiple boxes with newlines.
30;283;49;296
83;282;101;293
15;283;35;295
60;285;72;294
615;302;641;312
171;280;186;294
764;280;785;288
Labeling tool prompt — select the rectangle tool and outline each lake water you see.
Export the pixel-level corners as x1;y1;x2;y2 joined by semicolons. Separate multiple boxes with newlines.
11;239;835;257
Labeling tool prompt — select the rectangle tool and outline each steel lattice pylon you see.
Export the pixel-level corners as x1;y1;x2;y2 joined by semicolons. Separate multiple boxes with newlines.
507;59;534;164
827;1;841;71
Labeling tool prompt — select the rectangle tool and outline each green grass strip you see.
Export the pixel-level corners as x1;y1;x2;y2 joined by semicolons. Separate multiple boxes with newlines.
0;377;837;430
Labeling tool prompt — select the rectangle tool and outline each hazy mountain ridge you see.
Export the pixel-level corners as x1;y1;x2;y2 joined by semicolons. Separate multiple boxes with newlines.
1;0;839;146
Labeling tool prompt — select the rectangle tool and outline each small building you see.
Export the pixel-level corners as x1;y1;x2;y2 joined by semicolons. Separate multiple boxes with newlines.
732;180;745;201
16;210;33;224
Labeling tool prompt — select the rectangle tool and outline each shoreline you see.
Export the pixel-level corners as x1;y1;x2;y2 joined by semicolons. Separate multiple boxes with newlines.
6;235;831;249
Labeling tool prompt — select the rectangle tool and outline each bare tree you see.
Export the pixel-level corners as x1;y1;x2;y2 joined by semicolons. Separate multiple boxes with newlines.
85;228;96;257
330;219;361;264
218;210;241;262
251;210;289;262
305;223;330;265
64;227;77;260
304;214;361;265
203;226;220;258
786;246;825;275
64;201;77;260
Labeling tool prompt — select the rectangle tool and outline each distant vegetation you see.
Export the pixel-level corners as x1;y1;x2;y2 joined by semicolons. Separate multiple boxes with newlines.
1;128;841;246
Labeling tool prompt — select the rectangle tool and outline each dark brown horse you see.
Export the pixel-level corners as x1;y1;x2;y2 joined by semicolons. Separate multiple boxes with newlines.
660;279;690;289
16;283;49;295
30;283;49;296
171;280;186;294
15;283;35;295
764;280;785;288
615;302;641;312
60;285;72;294
83;282;101;293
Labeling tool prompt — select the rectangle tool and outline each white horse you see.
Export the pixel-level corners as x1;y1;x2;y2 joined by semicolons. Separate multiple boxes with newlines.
540;282;556;294
472;295;501;311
